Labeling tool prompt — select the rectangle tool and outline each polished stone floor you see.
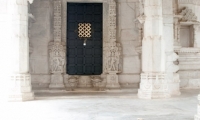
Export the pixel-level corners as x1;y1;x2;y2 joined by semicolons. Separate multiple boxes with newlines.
0;89;199;120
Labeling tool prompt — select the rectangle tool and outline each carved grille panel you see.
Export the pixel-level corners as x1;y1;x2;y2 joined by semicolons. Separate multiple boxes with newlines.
78;23;91;38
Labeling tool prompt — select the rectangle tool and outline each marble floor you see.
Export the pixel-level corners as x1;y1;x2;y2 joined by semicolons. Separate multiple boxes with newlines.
0;89;199;120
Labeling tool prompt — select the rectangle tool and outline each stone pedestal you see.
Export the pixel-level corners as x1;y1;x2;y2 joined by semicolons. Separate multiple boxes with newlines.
78;76;92;88
138;73;170;99
106;72;120;89
8;74;34;101
49;74;65;89
168;73;181;95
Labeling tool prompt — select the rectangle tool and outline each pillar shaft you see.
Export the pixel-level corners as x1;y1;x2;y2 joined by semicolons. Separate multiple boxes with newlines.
7;0;34;101
138;0;170;99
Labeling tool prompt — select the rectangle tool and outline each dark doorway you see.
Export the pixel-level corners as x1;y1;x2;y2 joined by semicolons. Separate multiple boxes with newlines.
67;3;103;75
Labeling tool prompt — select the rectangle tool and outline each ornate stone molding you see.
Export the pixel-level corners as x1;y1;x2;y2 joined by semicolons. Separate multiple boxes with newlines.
178;0;200;5
175;47;200;53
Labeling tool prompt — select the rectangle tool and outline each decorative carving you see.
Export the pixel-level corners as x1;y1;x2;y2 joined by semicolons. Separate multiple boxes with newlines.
9;74;34;101
105;42;122;73
108;0;117;42
180;7;198;22
54;0;62;42
91;76;105;91
67;76;78;91
138;73;170;99
49;42;66;74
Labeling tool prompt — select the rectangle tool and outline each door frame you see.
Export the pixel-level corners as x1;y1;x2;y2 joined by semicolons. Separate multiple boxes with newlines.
60;0;117;76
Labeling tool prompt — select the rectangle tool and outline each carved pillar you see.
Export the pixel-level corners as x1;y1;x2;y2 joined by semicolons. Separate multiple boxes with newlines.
7;0;34;101
49;0;65;89
105;0;121;89
138;0;170;99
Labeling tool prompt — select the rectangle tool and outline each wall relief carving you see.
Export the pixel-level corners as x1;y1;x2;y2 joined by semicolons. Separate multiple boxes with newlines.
105;42;122;73
49;42;66;74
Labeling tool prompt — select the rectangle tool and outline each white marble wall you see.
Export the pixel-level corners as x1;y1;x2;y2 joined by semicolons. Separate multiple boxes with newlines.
117;0;141;88
177;0;200;89
29;0;200;90
29;0;141;88
30;0;53;88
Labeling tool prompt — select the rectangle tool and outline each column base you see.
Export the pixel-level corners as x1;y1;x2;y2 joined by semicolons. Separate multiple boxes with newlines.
138;73;170;99
168;73;181;96
106;73;120;89
49;74;65;89
8;74;34;101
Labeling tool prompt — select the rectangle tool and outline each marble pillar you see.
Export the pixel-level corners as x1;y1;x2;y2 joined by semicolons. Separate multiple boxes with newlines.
105;0;121;89
7;0;34;101
49;0;65;89
138;0;170;99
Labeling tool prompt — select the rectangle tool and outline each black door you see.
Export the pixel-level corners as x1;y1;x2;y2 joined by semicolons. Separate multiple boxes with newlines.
67;3;103;75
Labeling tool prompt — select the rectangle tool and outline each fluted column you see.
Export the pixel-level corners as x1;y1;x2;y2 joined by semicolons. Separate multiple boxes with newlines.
138;0;170;99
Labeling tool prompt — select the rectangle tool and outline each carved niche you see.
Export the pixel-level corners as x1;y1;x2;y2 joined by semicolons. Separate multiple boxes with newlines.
174;7;200;49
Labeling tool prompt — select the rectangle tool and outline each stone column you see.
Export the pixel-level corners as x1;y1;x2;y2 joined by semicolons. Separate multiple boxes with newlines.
7;0;34;101
105;0;121;89
163;0;180;96
48;0;65;89
138;0;170;99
